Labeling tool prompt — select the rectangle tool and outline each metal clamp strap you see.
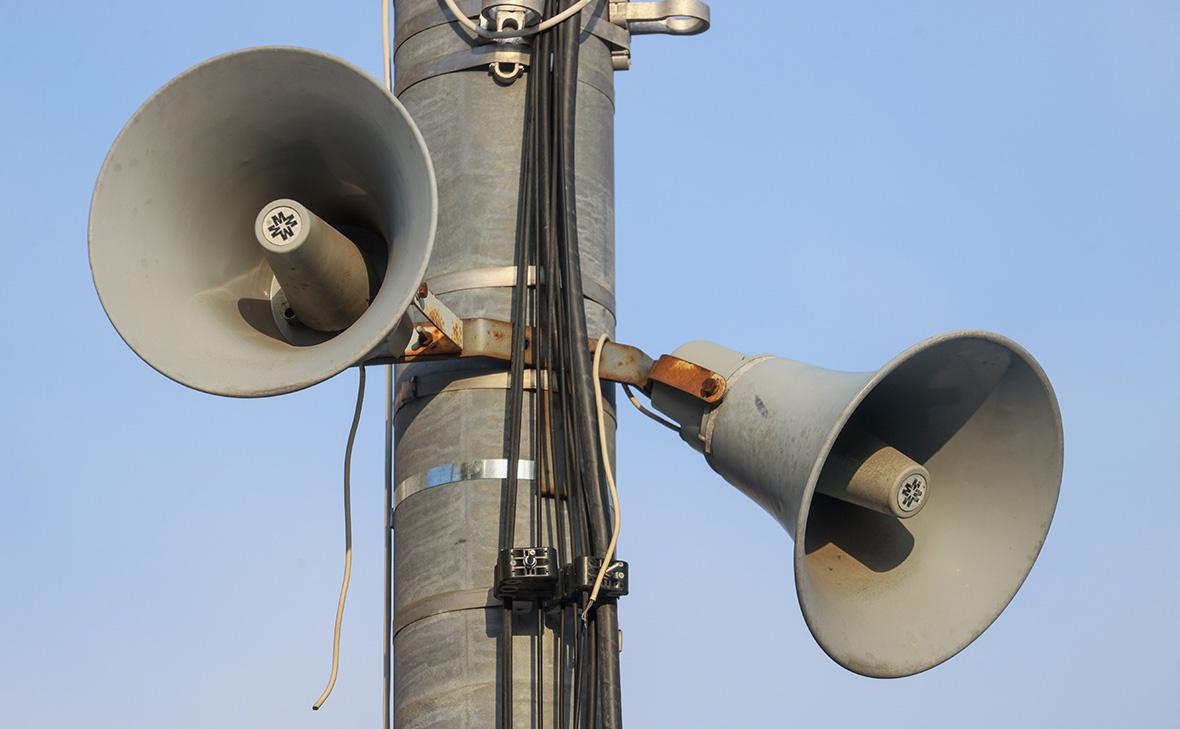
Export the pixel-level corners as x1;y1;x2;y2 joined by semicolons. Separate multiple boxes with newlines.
394;458;535;511
394;587;499;637
395;46;616;105
395;0;631;53
395;369;546;412
395;45;531;97
394;370;619;424
427;265;616;315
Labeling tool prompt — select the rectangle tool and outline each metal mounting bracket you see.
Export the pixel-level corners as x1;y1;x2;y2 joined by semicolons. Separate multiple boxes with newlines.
412;281;464;349
646;354;726;404
376;310;727;406
609;0;710;36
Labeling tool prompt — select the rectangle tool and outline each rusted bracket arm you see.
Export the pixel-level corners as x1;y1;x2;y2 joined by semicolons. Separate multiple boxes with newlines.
413;281;463;348
387;316;726;404
645;354;726;404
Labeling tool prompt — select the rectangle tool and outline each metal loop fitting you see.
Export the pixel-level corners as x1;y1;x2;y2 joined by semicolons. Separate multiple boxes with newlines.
610;0;710;35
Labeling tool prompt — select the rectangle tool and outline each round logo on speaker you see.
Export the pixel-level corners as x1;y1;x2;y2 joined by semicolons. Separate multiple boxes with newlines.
264;205;302;245
897;473;927;513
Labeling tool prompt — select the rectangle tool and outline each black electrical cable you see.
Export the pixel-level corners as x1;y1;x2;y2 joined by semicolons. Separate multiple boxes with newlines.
499;24;542;729
552;4;624;726
502;62;535;556
535;5;595;722
554;0;609;560
528;16;556;729
488;3;624;726
571;616;587;729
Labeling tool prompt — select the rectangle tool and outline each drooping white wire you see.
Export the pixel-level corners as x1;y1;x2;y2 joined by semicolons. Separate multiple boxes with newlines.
582;334;621;621
382;0;392;91
441;0;595;39
312;366;366;711
383;362;393;729
381;3;394;728
620;382;679;432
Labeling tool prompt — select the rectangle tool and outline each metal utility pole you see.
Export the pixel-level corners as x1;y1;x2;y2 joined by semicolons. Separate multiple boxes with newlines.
388;1;706;726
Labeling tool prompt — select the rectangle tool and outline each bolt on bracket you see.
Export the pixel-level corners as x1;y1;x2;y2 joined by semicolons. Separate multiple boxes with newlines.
413;281;464;349
646;354;726;404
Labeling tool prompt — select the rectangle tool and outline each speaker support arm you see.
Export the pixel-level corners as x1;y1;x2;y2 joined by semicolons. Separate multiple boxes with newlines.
377;313;727;402
412;282;464;348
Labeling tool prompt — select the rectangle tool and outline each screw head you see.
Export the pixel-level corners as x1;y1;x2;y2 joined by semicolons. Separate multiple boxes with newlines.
699;377;720;398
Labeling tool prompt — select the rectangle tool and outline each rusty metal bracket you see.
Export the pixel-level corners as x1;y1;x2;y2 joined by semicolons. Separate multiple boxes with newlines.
413;281;464;349
378;313;727;405
646;354;726;404
397;318;653;387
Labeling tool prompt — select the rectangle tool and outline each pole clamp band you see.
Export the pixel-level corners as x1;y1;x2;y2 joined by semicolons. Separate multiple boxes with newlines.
394;458;536;511
393;587;499;638
426;265;616;316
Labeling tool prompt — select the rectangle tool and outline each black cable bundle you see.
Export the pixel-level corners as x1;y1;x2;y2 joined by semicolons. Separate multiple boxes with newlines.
552;5;623;727
500;2;623;727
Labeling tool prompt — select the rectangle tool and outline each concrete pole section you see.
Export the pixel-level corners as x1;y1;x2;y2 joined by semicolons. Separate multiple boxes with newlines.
391;3;618;727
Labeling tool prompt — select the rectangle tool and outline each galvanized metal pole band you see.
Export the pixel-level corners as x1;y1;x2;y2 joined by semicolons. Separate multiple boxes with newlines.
427;264;616;315
394;368;545;410
394;369;618;421
393;458;536;511
394;46;526;97
393;587;500;638
394;0;631;54
395;44;617;104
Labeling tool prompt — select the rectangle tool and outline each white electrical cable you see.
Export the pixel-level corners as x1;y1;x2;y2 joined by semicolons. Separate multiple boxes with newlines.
583;334;621;621
382;0;392;91
383;362;393;729
312;367;366;711
441;0;595;40
620;382;679;432
381;3;394;727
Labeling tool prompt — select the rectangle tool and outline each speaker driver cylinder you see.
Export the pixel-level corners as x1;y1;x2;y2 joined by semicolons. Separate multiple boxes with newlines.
816;428;930;518
255;198;371;333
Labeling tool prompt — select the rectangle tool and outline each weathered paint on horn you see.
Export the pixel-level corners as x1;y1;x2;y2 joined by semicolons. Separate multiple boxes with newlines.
651;331;1063;678
89;47;437;397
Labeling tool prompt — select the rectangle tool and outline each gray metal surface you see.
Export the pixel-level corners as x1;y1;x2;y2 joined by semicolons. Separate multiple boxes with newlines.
394;369;620;424
394;457;536;509
651;331;1064;678
255;198;372;333
612;0;710;35
427;265;616;314
814;431;931;519
395;0;631;60
391;2;617;726
88;47;437;397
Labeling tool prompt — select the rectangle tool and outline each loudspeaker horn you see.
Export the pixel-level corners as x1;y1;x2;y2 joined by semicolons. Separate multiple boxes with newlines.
650;331;1063;677
89;46;436;397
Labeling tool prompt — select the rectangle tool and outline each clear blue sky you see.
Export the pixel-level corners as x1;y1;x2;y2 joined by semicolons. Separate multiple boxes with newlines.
1;1;1177;727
